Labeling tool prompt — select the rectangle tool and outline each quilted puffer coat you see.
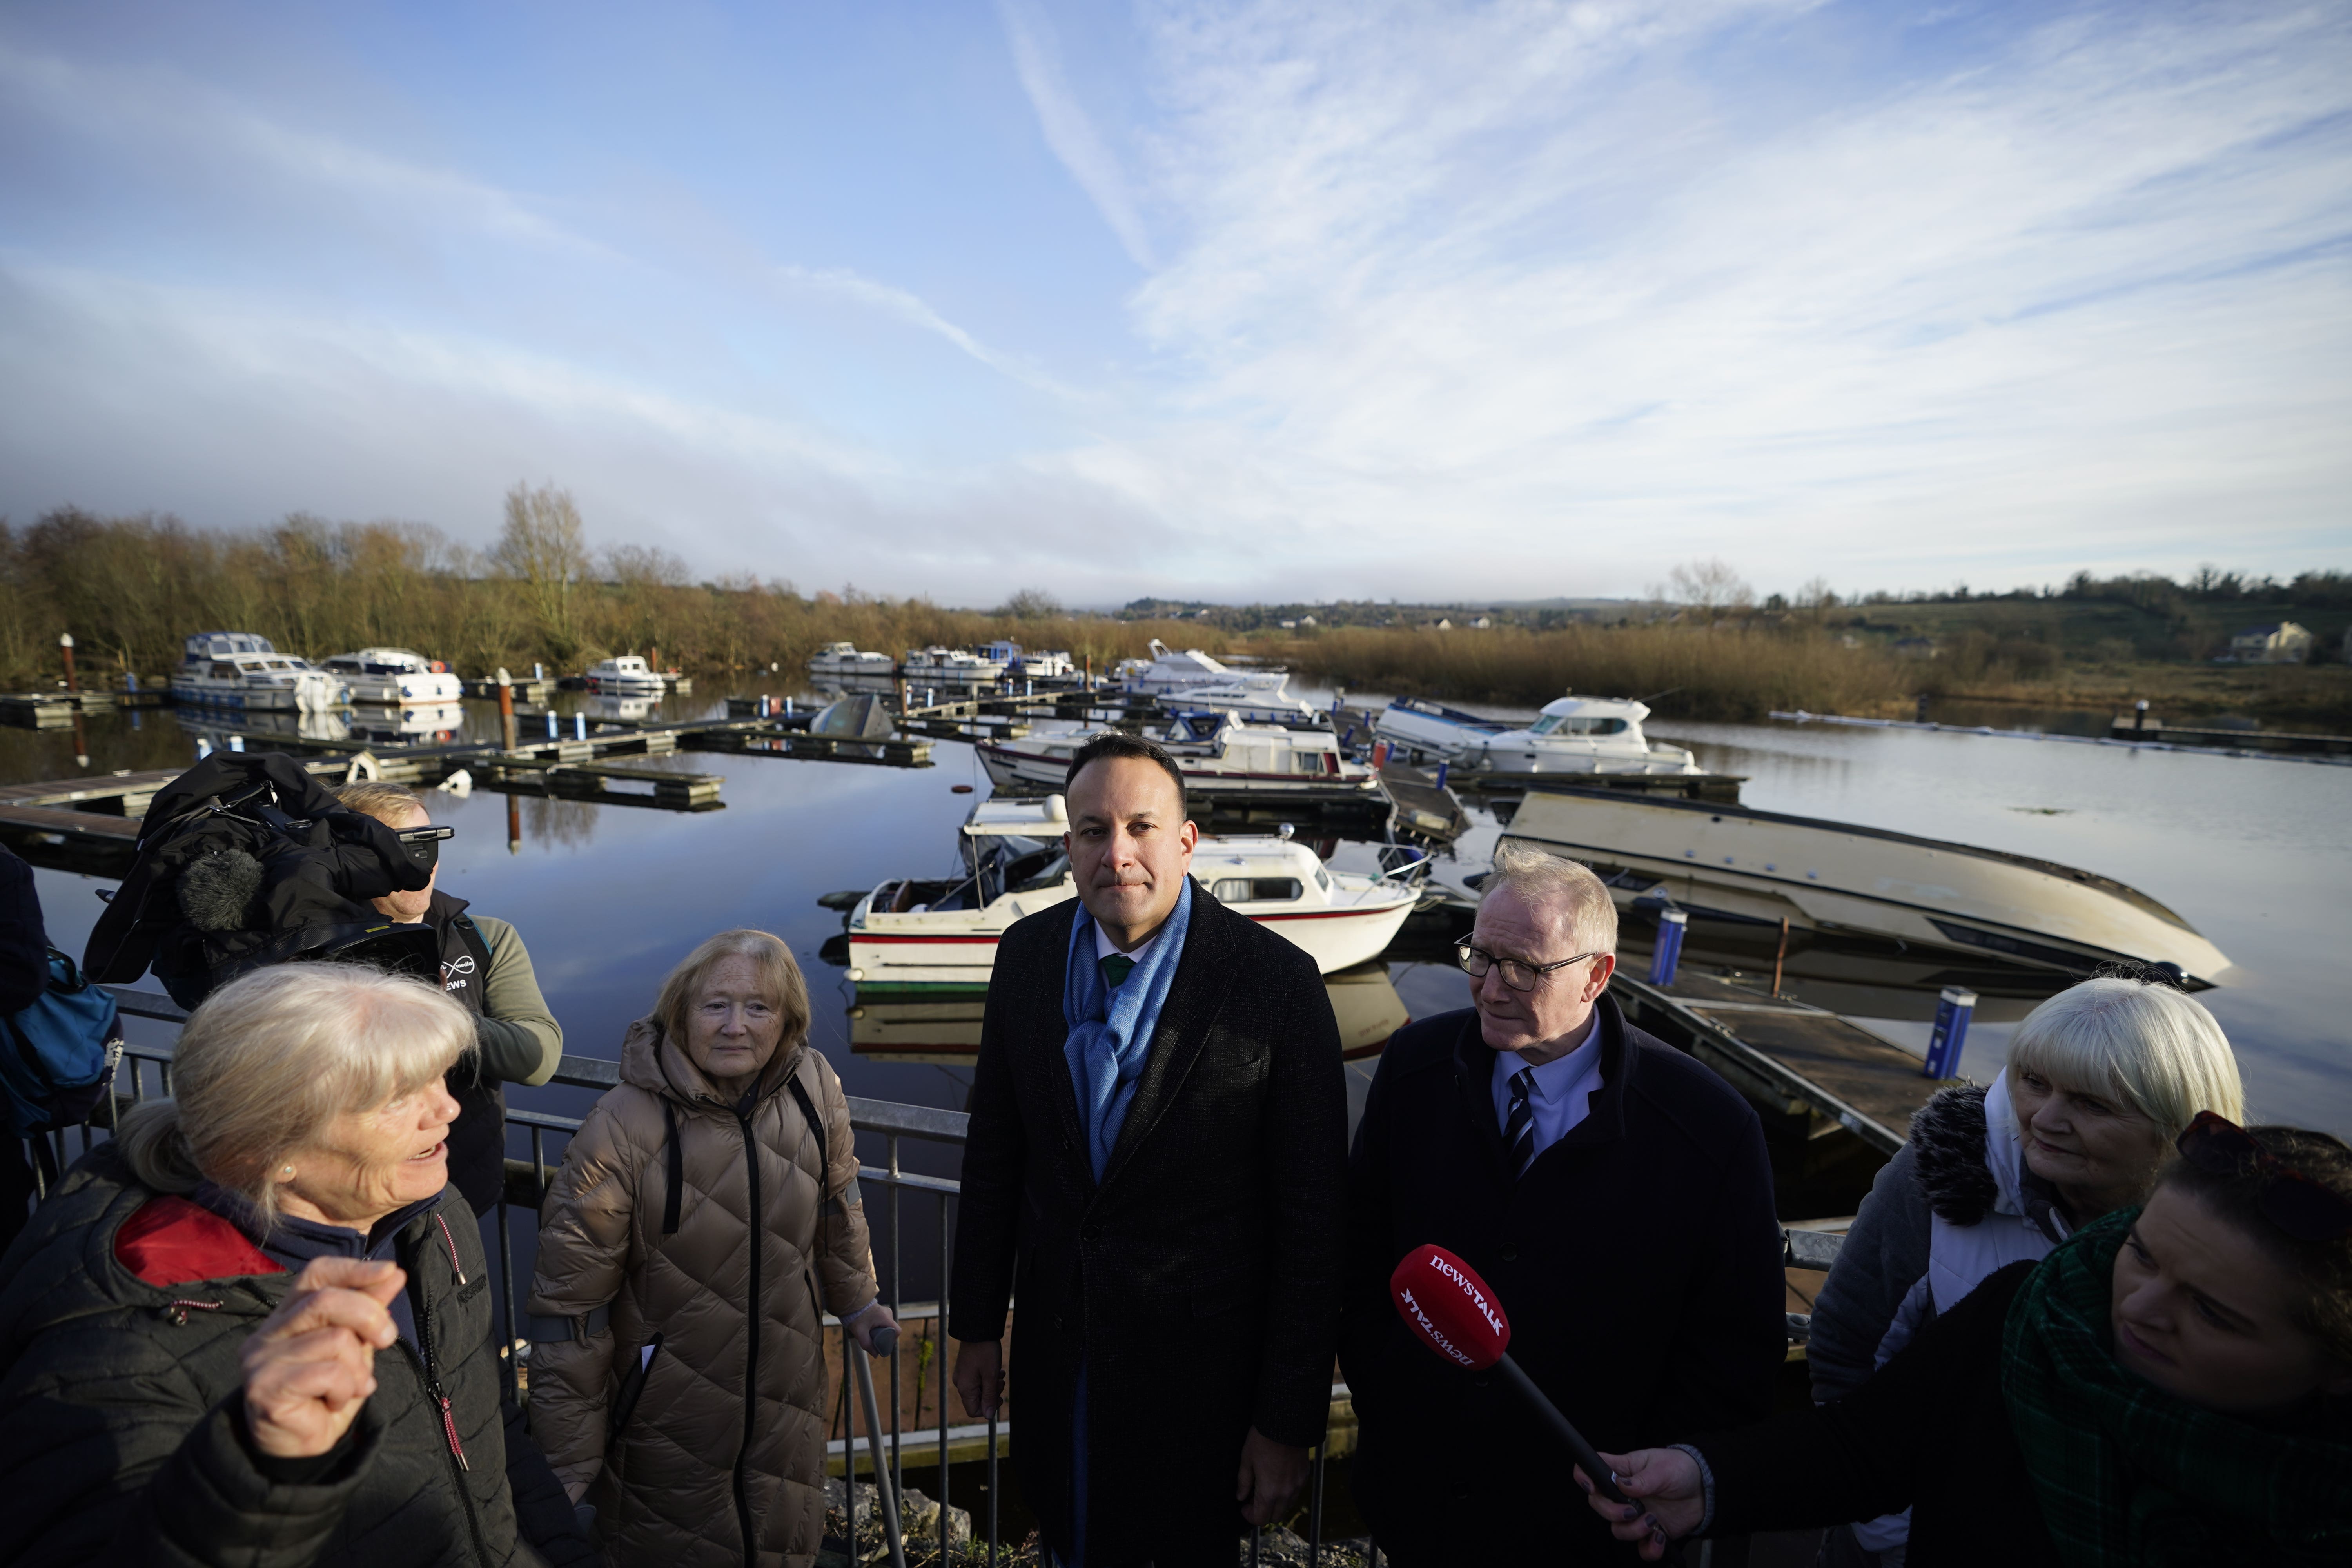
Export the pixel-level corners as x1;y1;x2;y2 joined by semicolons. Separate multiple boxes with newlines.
528;1020;878;1568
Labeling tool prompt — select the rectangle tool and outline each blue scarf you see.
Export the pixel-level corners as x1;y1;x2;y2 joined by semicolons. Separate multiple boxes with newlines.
1062;884;1192;1181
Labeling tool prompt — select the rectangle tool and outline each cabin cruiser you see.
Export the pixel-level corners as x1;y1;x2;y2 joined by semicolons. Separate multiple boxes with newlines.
978;711;1382;803
978;641;1076;680
808;641;896;681
320;648;465;706
1117;639;1287;697
1501;787;2234;984
1378;693;1699;777
901;646;1006;686
586;656;665;695
843;795;1420;989
171;633;347;711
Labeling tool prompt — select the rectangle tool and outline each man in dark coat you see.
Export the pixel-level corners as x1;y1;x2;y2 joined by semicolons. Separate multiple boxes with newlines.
1340;841;1787;1563
950;734;1348;1567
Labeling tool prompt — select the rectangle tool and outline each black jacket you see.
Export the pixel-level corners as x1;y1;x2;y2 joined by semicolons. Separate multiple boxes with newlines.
0;846;47;1016
948;882;1348;1567
0;1142;592;1567
424;891;505;1214
1702;1261;2057;1565
1339;996;1787;1563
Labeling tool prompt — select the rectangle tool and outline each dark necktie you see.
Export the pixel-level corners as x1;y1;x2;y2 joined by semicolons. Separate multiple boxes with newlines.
1503;1064;1539;1179
1100;953;1136;988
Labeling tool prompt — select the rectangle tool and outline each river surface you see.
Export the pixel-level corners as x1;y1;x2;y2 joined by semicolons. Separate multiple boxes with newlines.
5;686;2343;1301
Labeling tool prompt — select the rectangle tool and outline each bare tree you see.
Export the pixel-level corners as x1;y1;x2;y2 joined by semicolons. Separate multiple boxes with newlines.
496;483;589;654
604;542;691;588
999;587;1062;619
1793;575;1838;613
1661;559;1755;617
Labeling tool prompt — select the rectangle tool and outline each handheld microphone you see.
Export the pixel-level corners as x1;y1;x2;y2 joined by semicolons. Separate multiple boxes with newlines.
1390;1244;1632;1507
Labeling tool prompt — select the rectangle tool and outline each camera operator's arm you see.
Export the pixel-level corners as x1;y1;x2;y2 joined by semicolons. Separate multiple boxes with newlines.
468;916;563;1086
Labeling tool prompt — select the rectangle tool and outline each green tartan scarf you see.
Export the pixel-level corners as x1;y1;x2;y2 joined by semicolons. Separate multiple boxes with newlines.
2001;1207;2352;1568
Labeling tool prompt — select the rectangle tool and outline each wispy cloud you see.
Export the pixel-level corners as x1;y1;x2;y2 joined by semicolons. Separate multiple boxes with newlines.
775;264;1079;398
997;0;1159;269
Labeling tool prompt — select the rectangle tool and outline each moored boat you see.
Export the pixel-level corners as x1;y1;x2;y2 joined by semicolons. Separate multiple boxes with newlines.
977;640;1076;680
170;633;347;711
977;711;1382;803
844;796;1420;989
585;655;665;695
902;646;1006;687
320;648;465;706
1379;693;1699;777
1501;787;2233;984
809;641;896;681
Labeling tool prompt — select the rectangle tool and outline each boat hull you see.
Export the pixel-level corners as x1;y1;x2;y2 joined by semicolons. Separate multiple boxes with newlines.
1502;788;2231;982
849;887;1417;989
976;741;1385;804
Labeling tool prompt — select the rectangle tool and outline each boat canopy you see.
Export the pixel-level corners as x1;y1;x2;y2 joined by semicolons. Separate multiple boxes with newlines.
185;632;278;660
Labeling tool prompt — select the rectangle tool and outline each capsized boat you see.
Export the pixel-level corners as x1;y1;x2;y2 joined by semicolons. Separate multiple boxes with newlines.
808;641;896;681
1379;693;1699;777
320;648;465;706
586;656;665;695
1501;787;2233;984
844;795;1421;989
977;711;1382;803
170;633;347;711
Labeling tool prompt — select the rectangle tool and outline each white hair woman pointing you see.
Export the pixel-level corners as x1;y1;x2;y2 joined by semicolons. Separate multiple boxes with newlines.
0;963;596;1567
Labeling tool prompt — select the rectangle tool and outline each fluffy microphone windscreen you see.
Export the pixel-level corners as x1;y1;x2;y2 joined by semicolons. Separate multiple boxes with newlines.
177;848;265;933
1390;1244;1510;1371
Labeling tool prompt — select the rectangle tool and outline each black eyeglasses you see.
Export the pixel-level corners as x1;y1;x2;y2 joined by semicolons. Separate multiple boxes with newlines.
1455;941;1601;993
2175;1111;2352;1242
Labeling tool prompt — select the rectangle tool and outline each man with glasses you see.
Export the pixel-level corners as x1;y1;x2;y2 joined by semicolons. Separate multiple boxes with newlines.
1338;840;1786;1563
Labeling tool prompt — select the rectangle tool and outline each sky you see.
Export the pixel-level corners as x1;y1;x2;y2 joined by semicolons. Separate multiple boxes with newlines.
1;0;2346;607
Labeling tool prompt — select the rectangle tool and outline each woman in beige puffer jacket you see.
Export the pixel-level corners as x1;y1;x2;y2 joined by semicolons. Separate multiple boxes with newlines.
526;930;891;1568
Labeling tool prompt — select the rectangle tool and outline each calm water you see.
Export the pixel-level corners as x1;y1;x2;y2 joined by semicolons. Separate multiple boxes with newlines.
7;686;2345;1298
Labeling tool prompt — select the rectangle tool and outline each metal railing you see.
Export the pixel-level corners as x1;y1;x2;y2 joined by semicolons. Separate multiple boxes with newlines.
18;984;1849;1568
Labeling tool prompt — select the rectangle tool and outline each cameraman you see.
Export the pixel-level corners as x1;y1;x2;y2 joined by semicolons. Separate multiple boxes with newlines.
336;782;563;1216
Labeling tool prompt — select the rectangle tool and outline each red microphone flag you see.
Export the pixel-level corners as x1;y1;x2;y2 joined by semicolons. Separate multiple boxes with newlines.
1390;1244;1510;1371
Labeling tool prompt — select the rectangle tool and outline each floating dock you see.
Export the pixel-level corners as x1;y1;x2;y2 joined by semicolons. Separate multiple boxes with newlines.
0;688;171;728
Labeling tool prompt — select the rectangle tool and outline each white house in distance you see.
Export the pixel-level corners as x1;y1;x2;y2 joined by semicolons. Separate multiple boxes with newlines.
2227;622;2314;664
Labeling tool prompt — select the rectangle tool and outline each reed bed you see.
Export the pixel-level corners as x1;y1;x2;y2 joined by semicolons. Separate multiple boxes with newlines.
1270;624;1914;721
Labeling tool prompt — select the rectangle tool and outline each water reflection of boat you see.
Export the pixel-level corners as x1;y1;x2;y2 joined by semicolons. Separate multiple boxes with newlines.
847;962;1409;1062
1377;695;1700;778
592;694;659;722
1504;787;2233;985
841;796;1420;989
347;704;466;744
176;706;350;744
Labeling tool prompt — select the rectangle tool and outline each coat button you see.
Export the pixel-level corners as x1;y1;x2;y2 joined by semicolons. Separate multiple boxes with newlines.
1082;1225;1102;1243
1499;1243;1519;1262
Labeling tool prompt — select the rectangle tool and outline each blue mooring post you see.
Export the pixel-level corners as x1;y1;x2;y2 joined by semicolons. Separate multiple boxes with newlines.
545;711;557;739
534;662;544;682
784;695;793;716
227;733;245;752
1923;987;1978;1079
1649;909;1687;986
1433;760;1450;790
573;713;586;741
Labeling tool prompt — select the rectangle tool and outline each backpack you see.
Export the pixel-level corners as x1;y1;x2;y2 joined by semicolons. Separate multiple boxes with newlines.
1;948;125;1161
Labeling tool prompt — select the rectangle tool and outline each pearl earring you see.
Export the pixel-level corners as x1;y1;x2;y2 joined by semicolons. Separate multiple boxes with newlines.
280;1165;295;1178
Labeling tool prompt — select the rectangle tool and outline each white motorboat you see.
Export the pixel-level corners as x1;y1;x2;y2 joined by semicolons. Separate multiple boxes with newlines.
1380;693;1699;777
1501;788;2234;984
1117;639;1288;697
170;632;348;711
977;711;1383;804
586;656;666;695
902;646;1006;687
808;641;896;681
978;640;1076;680
320;648;465;706
845;795;1421;989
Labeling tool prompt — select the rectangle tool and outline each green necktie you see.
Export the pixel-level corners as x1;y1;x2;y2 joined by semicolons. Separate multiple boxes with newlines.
1099;953;1136;988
